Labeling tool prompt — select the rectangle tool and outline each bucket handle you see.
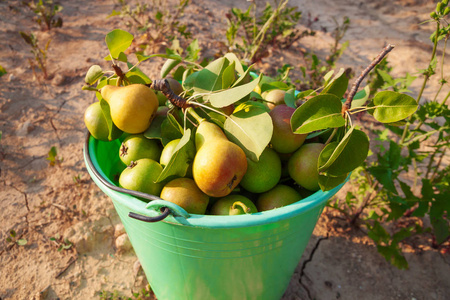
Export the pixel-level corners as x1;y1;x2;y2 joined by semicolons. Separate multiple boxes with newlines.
129;207;171;222
84;132;176;223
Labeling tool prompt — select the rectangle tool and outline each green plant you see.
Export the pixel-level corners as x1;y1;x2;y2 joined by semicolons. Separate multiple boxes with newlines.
19;31;51;79
23;0;63;31
6;230;27;246
98;285;153;300
46;146;63;166
109;0;191;53
226;0;314;64
50;234;73;252
329;0;450;269
0;65;6;77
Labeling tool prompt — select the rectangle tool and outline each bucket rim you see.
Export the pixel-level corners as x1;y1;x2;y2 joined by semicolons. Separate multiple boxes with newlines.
84;133;346;229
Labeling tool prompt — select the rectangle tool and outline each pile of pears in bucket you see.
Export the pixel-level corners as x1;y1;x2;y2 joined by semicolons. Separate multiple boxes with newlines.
83;30;418;216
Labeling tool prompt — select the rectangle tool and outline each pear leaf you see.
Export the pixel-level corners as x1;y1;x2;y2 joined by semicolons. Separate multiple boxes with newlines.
193;57;229;94
320;68;348;99
224;101;273;161
156;129;195;183
161;58;181;78
144;113;183;146
284;88;297;108
319;127;369;176
224;52;245;75
222;61;236;89
350;85;370;108
208;74;262;108
291;94;345;134
126;62;151;84
318;173;349;191
372;91;418;123
105;29;134;59
99;98;122;141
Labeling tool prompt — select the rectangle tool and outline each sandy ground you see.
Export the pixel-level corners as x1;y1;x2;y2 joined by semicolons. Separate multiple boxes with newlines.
0;0;449;299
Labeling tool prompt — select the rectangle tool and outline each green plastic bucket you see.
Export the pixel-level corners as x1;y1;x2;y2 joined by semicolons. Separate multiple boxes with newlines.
84;134;345;300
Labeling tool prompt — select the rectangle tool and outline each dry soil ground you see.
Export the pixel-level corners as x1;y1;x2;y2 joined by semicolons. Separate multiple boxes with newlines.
0;0;449;299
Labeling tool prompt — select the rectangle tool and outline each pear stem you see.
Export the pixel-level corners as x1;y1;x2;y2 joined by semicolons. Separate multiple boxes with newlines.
232;201;251;214
152;79;191;109
186;107;204;124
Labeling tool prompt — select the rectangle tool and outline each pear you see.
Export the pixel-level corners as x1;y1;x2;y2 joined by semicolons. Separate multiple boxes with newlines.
101;84;158;134
269;104;307;153
192;121;247;198
288;143;325;191
160;178;209;214
210;194;258;215
84;101;122;141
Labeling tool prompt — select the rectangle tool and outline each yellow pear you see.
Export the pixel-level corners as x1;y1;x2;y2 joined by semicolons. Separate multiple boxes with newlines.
101;84;158;134
193;121;248;198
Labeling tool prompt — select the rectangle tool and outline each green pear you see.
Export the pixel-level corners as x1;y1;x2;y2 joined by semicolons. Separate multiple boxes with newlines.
84;101;122;141
256;184;301;211
288;143;325;191
210;195;258;215
160;178;209;214
101;84;158;134
119;158;164;198
193;121;247;197
240;147;281;193
119;134;162;166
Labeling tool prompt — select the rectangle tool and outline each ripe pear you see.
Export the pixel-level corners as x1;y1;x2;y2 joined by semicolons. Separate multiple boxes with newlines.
265;89;286;110
160;178;209;214
269;104;307;153
288;143;325;191
210;194;258;215
101;84;158;134
193;121;247;197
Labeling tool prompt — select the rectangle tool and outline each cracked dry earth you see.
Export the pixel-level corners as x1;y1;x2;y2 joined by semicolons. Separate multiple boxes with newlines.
1;0;449;299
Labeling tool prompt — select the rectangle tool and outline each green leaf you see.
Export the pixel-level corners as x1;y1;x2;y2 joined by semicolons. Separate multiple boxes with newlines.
224;52;245;75
17;239;27;246
126;62;151;84
208;74;262;108
284;88;296;108
368;166;397;194
156;129;195;183
99;98;122;141
318;173;349;191
10;230;16;238
105;29;134;59
144;114;183;146
372;91;418;123
193;57;229;94
224;101;273;162
186;39;200;61
350;86;370;108
161;59;181;78
222;61;236;89
0;64;6;77
291;94;345;134
319;127;370;176
321;68;348;99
